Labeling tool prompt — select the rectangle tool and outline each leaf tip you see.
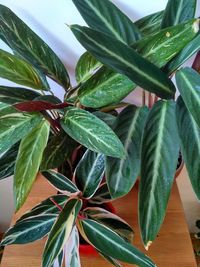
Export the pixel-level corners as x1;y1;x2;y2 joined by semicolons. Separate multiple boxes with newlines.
145;241;152;251
192;19;200;34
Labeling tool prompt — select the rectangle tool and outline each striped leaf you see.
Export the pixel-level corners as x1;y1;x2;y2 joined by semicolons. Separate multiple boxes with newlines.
42;199;82;267
53;250;64;267
176;67;200;128
0;49;49;90
0;86;41;104
0;5;70;90
165;34;200;74
135;11;164;36
89;182;112;204
176;97;200;200
98;252;122;267
132;19;199;68
72;0;140;44
75;150;105;198
1;214;57;246
42;170;79;195
80;219;155;267
106;105;148;198
78;66;135;108
93;111;116;128
0;142;19;180
83;207;133;242
139;100;180;248
64;226;81;267
14;120;50;211
0;104;42;154
161;0;197;28
17;195;68;222
61;108;125;158
40;131;77;171
70;25;175;99
75;51;102;83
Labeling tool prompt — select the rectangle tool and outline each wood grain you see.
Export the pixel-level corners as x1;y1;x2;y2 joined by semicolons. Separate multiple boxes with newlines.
1;169;197;267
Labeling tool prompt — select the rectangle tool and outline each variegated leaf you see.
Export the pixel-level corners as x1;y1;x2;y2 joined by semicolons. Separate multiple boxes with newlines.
89;182;112;204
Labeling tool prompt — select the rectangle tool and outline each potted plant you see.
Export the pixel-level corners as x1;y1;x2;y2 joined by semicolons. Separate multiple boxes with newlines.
0;0;200;266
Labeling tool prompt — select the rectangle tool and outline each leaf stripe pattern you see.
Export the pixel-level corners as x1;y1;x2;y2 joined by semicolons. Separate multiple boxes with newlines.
71;25;175;99
139;100;179;248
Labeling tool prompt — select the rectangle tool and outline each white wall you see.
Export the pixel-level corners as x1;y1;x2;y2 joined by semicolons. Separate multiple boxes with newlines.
0;0;200;232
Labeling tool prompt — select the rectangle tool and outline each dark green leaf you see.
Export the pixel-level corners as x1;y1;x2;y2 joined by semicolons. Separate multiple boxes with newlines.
0;86;41;104
61;108;125;158
98;252;122;267
71;25;175;99
42;170;79;194
14;120;50;211
176;97;200;200
106;105;148;198
34;95;62;104
75;150;105;198
176;67;200;128
89;182;112;204
0;49;49;90
1;214;57;245
42;199;82;267
161;0;197;28
40;131;77;170
80;219;155;266
93;111;116;128
135;11;164;36
139;100;179;248
0;5;70;89
72;0;140;44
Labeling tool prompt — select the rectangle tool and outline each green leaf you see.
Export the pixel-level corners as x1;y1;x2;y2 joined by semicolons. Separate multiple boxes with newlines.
0;86;41;104
0;104;43;154
65;226;81;267
98;252;122;267
1;214;57;245
93;111;116;128
84;207;133;242
0;49;49;90
78;66;135;108
14;120;50;211
71;25;175;99
165;34;200;74
72;0;140;44
161;0;197;28
106;105;148;198
42;170;79;194
75;51;102;83
17;195;68;222
61;108;125;158
80;219;155;267
75;149;105;198
139;100;179;248
135;11;164;36
176;97;200;200
89;182;112;204
0;142;19;180
42;198;82;267
54;250;64;267
0;5;70;89
40;131;77;171
176;67;200;128
132;19;199;68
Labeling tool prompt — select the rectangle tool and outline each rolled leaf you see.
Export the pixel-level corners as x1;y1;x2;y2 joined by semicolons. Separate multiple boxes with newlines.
1;214;57;245
14;120;50;211
70;25;175;99
135;11;164;36
75;51;102;83
42;170;79;195
72;0;140;44
0;103;42;154
176;97;200;200
61;108;125;158
0;86;41;104
42;199;82;267
80;219;155;267
106;105;148;198
89;182;112;204
0;5;70;89
75;150;105;198
176;67;200;128
0;49;49;90
161;0;197;28
139;100;179;248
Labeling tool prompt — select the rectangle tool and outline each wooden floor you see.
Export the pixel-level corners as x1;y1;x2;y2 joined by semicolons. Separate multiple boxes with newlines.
1;172;197;267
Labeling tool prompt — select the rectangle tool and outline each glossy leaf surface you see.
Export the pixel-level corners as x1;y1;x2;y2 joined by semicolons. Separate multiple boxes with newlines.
89;182;112;204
